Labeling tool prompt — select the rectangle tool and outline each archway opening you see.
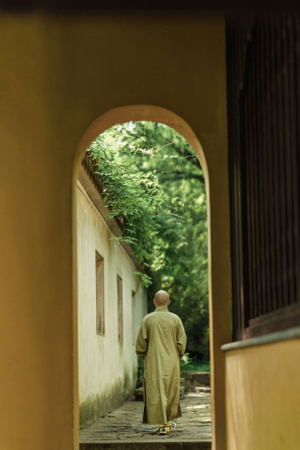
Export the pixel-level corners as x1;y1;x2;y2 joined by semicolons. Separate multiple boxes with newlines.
72;105;212;447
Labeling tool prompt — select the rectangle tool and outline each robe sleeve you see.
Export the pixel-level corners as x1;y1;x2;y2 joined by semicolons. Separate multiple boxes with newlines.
177;318;187;358
135;318;148;359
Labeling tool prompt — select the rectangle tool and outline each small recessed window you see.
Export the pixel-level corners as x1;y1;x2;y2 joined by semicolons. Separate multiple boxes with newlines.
95;251;105;336
117;275;123;343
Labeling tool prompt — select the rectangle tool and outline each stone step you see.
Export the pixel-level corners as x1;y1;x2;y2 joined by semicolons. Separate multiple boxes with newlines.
182;372;210;387
134;387;143;401
80;442;212;450
180;385;185;399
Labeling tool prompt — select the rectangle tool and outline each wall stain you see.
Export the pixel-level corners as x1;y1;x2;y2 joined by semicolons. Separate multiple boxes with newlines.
80;370;137;428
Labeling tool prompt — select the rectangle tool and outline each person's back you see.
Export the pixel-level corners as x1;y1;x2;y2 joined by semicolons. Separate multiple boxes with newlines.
136;290;186;435
144;307;184;380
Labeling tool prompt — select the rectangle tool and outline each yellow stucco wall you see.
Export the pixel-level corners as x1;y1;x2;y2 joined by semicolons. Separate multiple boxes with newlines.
225;338;300;450
76;181;147;425
0;12;230;450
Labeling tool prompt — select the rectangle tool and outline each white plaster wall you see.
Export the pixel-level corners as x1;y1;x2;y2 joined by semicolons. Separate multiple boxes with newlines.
76;180;147;410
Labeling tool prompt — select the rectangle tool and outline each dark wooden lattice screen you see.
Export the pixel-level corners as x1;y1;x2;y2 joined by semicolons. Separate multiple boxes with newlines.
227;15;300;340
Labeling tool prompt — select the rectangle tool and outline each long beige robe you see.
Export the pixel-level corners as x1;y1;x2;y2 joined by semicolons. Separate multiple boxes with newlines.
135;306;187;425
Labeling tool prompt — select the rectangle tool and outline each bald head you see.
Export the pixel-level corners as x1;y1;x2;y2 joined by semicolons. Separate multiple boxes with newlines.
154;290;170;306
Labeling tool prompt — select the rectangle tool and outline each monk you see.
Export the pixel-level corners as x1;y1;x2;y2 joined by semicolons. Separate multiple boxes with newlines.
135;290;187;435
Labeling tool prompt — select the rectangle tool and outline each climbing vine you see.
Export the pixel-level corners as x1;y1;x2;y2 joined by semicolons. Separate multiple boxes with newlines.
88;122;209;360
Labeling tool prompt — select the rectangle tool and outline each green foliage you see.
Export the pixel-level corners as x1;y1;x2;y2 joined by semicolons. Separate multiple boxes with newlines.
181;360;211;373
136;357;144;388
88;121;209;360
89;130;163;264
180;353;193;370
133;271;152;288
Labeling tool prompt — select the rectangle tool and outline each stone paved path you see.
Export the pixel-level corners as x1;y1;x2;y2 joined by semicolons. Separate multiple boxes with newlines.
80;387;211;444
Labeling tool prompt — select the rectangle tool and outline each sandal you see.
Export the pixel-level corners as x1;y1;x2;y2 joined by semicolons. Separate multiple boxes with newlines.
156;425;167;435
156;421;176;435
165;421;176;432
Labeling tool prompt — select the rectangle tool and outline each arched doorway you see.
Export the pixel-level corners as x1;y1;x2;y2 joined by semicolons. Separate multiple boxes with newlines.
73;105;230;450
73;105;216;442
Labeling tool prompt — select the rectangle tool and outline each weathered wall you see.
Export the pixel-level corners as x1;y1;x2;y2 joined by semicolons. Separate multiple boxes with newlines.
225;338;300;450
0;12;230;450
76;181;147;426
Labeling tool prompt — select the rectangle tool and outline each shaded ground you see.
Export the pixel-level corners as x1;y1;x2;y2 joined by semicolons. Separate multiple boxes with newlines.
80;387;211;444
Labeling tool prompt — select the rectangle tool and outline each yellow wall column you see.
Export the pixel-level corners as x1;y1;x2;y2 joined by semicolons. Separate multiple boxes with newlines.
0;13;230;449
225;335;300;450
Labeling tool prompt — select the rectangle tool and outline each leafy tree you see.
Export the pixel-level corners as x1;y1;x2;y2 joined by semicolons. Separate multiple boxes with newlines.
88;122;209;360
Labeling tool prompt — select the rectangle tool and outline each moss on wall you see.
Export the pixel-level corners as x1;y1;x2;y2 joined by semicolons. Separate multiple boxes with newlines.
123;369;131;401
80;366;139;427
80;379;124;428
123;364;137;400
